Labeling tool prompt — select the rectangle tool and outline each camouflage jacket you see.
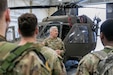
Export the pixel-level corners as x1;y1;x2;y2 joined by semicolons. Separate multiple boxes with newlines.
43;37;65;57
0;35;50;75
75;46;113;75
33;43;67;75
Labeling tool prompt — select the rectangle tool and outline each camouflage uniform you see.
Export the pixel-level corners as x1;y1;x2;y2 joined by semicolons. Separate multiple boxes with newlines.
33;43;67;75
43;37;65;57
0;35;50;75
76;46;113;75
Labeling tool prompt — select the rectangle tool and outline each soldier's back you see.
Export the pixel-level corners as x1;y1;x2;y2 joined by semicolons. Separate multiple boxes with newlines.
0;42;50;75
33;43;67;75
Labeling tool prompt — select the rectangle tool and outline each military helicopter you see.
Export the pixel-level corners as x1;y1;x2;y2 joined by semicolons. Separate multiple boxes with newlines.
9;1;101;62
38;16;101;62
37;2;102;62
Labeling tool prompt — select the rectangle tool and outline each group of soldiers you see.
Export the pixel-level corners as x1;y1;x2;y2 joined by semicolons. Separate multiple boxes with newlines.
76;18;113;75
0;0;66;75
1;0;113;75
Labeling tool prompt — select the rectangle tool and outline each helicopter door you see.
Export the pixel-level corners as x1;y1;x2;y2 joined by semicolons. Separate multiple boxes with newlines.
64;23;96;60
64;24;89;43
61;24;71;40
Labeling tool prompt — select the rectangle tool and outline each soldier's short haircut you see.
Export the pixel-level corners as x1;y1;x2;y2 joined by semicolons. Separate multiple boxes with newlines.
49;26;58;32
18;13;38;37
0;0;8;18
100;18;113;41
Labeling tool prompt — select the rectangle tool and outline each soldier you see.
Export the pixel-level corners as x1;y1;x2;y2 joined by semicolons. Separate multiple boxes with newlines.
18;13;67;75
0;0;49;75
42;26;65;57
76;19;113;75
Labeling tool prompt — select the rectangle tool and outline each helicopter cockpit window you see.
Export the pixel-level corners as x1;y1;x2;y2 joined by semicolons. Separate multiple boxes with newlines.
39;25;60;39
6;26;15;42
69;25;88;43
39;26;43;33
92;31;97;43
62;25;70;40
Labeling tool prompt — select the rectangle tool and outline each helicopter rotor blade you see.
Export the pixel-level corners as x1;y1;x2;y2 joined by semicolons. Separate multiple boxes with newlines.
9;5;58;9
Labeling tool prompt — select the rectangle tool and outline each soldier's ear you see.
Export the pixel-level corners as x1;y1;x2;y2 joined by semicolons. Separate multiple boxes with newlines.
5;9;10;23
18;28;21;35
35;27;38;35
100;32;104;40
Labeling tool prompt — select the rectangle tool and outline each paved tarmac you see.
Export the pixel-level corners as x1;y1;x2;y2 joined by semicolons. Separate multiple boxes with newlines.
67;68;76;75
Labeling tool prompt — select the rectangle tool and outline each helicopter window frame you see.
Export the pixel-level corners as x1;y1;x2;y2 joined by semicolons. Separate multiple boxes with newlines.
61;24;71;40
65;23;90;44
6;26;15;42
38;25;43;33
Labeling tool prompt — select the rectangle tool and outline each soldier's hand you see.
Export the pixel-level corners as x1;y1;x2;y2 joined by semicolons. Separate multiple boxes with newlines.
55;50;61;55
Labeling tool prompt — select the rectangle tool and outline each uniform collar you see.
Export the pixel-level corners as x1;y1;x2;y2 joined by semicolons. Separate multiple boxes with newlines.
49;36;57;39
0;35;6;42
